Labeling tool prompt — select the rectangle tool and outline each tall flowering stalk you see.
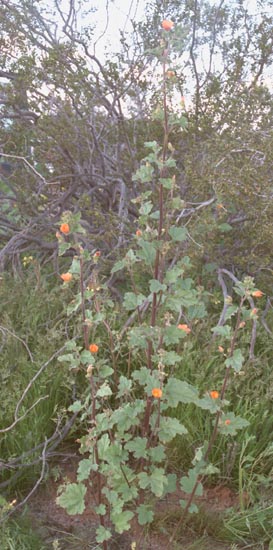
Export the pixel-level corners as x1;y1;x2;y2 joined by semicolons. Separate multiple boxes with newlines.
55;21;252;549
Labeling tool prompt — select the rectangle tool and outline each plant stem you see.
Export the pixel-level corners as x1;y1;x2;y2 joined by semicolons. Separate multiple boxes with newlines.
79;252;108;550
143;41;169;436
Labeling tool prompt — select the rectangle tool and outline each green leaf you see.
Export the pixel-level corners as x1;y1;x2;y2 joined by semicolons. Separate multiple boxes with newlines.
137;504;154;525
96;526;112;543
197;395;221;413
69;258;81;274
139;201;153;215
144;140;160;151
97;434;110;457
96;383;112;398
99;365;114;378
68;400;82;413
156;350;182;366
128;327;149;350
137;240;156;265
64;339;77;351
224;305;239;320
57;353;80;369
132;367;159;392
219;223;232;232
211;325;231;338
126;248;137;262
77;459;94;482
159;177;174;189
199;464;220;475
225;349;244;372
58;241;71;256
123;292;146;311
111;401;145;432
58;353;76;363
169;226;187;242
149;468;168;497
94;504;106;516
117;375;133;398
163;325;186;345
138;468;168;497
165;378;199;407
218;412;249;435
188;303;207;320
80;350;94;365
125;437;148;459
150;209;160;219
148;444;166;462
180;469;203;496
56;483;86;515
174;115;188;129
163;473;177;495
111;510;134;533
164;266;184;283
149;279;167;293
111;258;126;274
158;417;187;442
67;293;82;315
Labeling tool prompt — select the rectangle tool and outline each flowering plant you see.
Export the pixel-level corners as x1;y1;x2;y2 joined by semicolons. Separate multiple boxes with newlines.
55;20;253;549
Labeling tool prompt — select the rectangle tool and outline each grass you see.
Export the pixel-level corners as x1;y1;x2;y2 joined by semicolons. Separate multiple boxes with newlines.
0;269;76;493
0;516;46;550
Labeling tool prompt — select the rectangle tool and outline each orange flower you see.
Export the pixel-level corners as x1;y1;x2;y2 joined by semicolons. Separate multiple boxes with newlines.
60;272;72;282
177;323;191;334
225;419;231;425
89;343;99;353
252;290;264;298
136;229;142;237
162;19;174;31
94;251;101;257
218;345;224;353
60;223;70;234
152;388;162;399
210;390;219;399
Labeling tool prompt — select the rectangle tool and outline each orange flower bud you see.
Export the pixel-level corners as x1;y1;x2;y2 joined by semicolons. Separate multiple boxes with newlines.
239;321;246;328
177;323;191;334
166;70;175;78
152;388;162;399
56;231;62;239
162;19;174;31
225;419;231;425
60;272;72;282
210;390;219;399
252;290;264;298
136;229;142;237
60;223;70;234
218;345;224;353
89;343;99;353
94;251;101;257
250;308;258;316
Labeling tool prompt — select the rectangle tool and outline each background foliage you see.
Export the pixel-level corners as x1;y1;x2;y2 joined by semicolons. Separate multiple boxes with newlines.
1;0;273;548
